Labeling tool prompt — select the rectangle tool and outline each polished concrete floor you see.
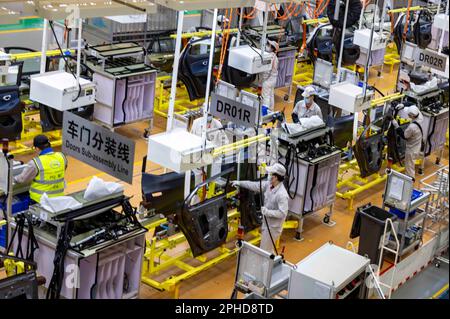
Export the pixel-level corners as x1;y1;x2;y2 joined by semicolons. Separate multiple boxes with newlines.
14;65;449;299
392;253;449;299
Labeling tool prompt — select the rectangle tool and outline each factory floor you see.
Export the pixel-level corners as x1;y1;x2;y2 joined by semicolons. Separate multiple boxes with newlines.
392;253;449;299
15;65;449;299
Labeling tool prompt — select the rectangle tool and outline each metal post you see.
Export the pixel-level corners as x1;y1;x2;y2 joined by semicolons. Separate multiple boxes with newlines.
236;7;244;47
40;19;49;74
363;0;379;92
166;10;185;132
352;112;359;142
438;0;449;54
336;0;350;81
76;17;82;88
358;0;366;29
201;8;219;145
380;0;388;35
260;2;270;54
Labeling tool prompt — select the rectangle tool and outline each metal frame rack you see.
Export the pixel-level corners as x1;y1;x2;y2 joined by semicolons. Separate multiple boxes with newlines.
420;166;449;267
382;170;431;258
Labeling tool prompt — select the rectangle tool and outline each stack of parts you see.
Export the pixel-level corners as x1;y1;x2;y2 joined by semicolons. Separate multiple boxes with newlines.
77;239;144;299
114;74;156;124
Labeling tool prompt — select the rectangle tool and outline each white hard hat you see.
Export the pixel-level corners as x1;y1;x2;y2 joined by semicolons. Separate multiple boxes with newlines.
302;86;317;98
267;40;279;52
408;105;420;118
266;163;286;176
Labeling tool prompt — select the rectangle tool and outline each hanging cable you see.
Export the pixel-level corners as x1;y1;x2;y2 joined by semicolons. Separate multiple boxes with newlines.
48;21;82;102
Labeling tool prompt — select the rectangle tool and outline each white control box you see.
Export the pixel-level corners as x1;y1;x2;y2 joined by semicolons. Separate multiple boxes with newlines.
433;14;449;32
329;82;374;113
353;29;388;51
147;129;214;173
228;45;273;74
30;71;96;111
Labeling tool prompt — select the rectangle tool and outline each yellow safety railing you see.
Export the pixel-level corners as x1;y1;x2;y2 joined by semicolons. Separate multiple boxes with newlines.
10;49;75;61
371;93;405;107
141;208;261;298
388;6;423;14
213;134;269;157
170;28;238;39
303;17;329;25
154;75;203;118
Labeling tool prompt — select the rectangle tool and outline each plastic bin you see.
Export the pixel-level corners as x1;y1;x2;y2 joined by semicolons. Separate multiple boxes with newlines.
351;205;397;264
389;189;423;219
0;193;30;248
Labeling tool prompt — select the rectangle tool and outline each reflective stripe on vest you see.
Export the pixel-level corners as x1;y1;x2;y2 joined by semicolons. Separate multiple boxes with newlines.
29;152;65;203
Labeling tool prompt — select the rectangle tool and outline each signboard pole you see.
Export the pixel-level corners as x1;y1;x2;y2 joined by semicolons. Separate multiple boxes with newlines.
438;0;449;54
166;10;185;132
200;8;218;147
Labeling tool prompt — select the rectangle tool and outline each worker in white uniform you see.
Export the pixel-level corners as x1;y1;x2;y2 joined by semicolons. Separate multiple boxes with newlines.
292;86;323;123
391;105;424;180
231;163;289;254
261;40;279;112
190;114;229;187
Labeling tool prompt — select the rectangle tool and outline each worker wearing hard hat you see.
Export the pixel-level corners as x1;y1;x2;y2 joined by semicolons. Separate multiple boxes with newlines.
292;86;323;123
232;163;289;254
14;135;67;203
261;40;279;112
391;105;424;180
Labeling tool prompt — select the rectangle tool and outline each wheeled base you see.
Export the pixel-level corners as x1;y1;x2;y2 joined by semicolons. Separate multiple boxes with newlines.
291;204;336;241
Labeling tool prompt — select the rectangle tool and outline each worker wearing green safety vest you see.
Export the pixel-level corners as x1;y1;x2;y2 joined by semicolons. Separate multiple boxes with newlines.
14;135;67;203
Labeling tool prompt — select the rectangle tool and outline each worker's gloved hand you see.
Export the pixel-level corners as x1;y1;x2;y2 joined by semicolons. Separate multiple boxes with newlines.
231;181;240;188
261;206;268;216
394;103;405;111
391;119;399;128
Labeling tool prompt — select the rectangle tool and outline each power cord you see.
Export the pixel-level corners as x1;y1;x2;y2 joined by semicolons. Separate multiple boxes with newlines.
254;95;278;256
48;21;82;103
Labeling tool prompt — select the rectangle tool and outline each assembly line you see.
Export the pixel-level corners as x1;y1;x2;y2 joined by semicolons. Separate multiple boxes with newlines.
0;0;448;302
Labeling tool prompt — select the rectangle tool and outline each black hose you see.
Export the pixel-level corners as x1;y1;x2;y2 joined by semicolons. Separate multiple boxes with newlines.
46;220;74;299
308;163;319;214
230;240;242;299
372;86;385;97
48;21;82;102
121;77;129;125
285;143;300;200
426;116;436;156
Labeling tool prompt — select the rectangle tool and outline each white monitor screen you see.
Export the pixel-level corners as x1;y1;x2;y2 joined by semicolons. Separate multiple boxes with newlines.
239;90;259;108
401;42;418;65
216;80;237;99
314;59;333;88
341;69;359;85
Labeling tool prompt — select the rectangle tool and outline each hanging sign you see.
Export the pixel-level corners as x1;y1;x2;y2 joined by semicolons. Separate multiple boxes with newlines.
416;49;448;73
210;92;257;128
62;112;135;184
